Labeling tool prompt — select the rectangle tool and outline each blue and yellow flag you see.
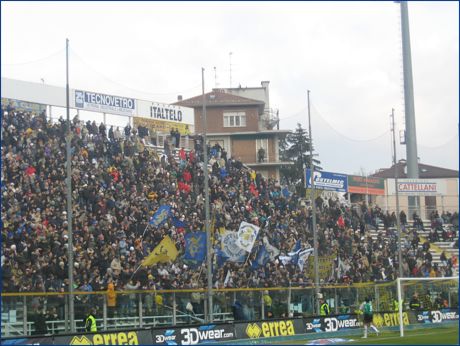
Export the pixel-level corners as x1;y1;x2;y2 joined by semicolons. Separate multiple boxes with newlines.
184;232;206;263
149;205;171;228
141;235;178;267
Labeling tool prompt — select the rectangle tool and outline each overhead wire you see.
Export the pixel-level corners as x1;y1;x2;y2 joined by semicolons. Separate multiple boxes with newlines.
69;47;202;97
1;48;65;66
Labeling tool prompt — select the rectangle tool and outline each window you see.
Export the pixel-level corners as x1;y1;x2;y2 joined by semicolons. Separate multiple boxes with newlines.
223;112;246;127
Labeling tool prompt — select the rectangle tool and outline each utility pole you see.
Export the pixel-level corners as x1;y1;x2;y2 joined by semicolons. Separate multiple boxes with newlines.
65;38;75;332
307;90;320;314
202;68;213;322
400;1;420;219
391;108;404;278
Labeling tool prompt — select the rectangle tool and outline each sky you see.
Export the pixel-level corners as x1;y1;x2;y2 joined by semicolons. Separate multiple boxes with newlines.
2;1;458;175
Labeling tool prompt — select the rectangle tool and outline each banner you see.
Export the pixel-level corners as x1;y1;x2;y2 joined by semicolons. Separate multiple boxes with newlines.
149;205;172;228
220;231;247;262
1;337;53;345
251;245;271;269
304;315;361;333
387;179;447;196
53;329;153;345
298;248;314;271
414;308;459;324
184;232;206;263
74;89;136;116
307;254;335;280
151;324;235;345
347;175;385;195
263;236;280;260
234;319;304;340
137;100;195;124
133;116;192;136
372;311;411;327
306;170;348;193
236;222;260;253
1;97;47;114
142;236;178;266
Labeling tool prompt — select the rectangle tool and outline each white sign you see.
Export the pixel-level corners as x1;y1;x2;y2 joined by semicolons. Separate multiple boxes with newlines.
74;89;136;115
387;179;446;196
137;100;194;124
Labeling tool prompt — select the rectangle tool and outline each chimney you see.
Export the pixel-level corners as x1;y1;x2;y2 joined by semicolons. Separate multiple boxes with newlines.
177;95;183;101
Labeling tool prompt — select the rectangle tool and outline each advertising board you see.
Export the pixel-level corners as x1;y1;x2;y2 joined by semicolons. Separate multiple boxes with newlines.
415;309;459;324
234;319;304;339
2;97;47;114
304;315;361;333
387;179;446;196
151;324;235;345
53;329;153;345
347;175;385;195
306;170;348;193
73;89;136;116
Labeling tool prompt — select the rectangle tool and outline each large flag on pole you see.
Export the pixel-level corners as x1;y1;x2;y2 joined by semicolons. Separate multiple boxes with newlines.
219;231;246;263
236;221;260;253
263;236;280;260
141;235;178;266
251;245;270;270
149;205;172;228
297;248;314;271
184;232;206;263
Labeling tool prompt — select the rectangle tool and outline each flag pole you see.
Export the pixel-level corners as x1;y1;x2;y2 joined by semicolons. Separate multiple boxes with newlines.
202;67;213;322
307;90;320;315
141;223;150;238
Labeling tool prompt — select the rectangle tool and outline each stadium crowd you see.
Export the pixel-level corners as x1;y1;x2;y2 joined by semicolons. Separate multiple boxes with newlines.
1;106;458;319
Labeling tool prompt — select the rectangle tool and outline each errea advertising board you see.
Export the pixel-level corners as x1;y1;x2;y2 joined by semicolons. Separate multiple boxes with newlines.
306;169;348;193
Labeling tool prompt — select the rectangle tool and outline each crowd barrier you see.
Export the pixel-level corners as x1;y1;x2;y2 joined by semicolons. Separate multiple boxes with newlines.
2;308;457;345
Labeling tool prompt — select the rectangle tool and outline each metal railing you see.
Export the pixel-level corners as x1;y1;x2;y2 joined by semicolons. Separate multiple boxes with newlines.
2;281;458;337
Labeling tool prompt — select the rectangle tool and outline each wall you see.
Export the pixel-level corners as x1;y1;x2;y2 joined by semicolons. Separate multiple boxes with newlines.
376;178;458;217
232;139;256;163
194;106;260;133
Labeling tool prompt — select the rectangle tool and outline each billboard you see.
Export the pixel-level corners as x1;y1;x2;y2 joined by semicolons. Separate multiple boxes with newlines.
347;175;385;195
133;116;193;136
387;179;446;196
151;324;235;345
234;319;304;339
306;169;348;193
74;89;136;115
414;309;459;324
137;100;194;125
1;98;47;114
304;314;361;333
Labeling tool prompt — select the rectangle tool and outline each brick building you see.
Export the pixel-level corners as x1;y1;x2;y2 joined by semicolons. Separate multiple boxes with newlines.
175;86;292;180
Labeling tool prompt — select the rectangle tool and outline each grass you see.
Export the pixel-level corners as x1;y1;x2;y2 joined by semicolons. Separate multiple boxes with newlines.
273;325;459;345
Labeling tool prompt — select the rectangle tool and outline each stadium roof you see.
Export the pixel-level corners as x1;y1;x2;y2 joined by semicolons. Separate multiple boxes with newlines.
371;160;459;179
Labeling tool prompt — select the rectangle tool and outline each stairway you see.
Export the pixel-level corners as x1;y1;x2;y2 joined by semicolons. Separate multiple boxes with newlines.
371;219;458;276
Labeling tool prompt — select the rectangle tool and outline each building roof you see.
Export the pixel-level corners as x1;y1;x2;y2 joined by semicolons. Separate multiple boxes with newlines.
174;90;265;111
203;130;291;136
371;160;459;179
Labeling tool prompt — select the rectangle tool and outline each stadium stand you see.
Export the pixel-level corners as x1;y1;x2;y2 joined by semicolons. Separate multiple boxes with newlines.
1;105;458;332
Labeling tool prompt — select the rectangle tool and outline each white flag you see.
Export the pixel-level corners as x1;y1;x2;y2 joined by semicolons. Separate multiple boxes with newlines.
224;270;232;287
236;221;260;253
263;236;280;260
298;248;314;271
279;256;292;265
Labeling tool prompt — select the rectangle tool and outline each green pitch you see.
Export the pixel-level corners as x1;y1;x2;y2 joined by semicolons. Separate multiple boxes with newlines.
274;325;459;345
337;327;458;345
